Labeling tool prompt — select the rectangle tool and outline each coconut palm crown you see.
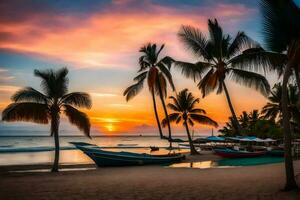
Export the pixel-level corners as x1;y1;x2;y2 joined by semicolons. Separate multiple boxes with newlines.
162;89;218;155
2;68;92;172
174;19;280;134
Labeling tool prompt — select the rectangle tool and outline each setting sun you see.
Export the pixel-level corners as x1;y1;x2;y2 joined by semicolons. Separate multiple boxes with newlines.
104;124;115;132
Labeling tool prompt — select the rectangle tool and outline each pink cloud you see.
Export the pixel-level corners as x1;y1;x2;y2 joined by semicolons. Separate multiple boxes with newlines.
0;2;255;69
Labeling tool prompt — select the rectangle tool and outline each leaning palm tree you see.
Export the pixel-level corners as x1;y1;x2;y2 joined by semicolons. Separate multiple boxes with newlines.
162;89;218;155
2;68;92;172
260;0;300;190
124;43;175;147
175;19;276;135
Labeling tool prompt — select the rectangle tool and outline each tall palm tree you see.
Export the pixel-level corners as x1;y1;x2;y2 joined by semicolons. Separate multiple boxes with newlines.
124;43;175;147
260;0;300;190
2;68;92;172
162;89;218;155
174;19;273;135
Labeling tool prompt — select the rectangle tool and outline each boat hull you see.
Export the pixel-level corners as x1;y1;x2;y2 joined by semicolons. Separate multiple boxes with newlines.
71;142;185;167
214;148;267;158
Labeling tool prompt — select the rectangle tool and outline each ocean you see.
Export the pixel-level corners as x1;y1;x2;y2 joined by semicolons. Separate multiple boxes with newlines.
0;136;196;166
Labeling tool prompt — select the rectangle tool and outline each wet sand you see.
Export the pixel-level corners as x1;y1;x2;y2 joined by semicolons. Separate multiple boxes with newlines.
0;156;300;200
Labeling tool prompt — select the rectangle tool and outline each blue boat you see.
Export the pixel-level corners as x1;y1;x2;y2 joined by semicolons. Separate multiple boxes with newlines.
71;142;185;167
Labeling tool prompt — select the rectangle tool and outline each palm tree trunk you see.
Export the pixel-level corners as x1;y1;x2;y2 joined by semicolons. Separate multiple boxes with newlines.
222;81;242;135
157;79;172;148
151;88;164;139
51;112;60;172
184;120;198;155
281;63;298;190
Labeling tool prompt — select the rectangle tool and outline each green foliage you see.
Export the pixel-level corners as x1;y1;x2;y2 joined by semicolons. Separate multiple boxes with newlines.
219;109;282;139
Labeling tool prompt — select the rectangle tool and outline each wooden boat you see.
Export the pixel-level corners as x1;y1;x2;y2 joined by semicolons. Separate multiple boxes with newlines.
213;148;267;158
71;142;185;167
150;146;159;151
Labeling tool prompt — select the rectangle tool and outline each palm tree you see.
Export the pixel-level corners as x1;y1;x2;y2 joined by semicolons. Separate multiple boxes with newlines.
218;117;236;137
2;68;92;172
174;19;273;135
261;83;299;122
124;43;175;147
260;0;300;190
162;89;218;155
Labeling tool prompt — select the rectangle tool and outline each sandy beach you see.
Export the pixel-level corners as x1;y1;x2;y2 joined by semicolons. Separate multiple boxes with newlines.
1;155;300;200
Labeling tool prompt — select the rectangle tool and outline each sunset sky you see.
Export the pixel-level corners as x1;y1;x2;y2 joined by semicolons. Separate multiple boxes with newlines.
1;0;299;136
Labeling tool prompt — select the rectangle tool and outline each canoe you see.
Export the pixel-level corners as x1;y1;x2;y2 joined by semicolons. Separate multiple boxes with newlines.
71;142;185;167
213;148;267;158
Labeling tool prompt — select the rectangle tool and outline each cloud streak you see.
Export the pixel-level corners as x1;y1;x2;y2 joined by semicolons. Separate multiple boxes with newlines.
0;1;256;69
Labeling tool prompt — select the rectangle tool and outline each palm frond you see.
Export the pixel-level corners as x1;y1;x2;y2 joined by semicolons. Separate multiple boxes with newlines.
188;98;200;110
228;47;287;73
60;92;92;109
228;68;270;96
162;113;180;127
133;72;147;82
261;103;280;121
260;0;300;52
2;103;49;124
138;55;150;72
34;68;69;98
197;68;219;97
178;25;210;60
169;96;182;111
123;79;145;101
63;105;90;137
189;108;206;114
160;56;175;70
156;44;165;57
167;103;181;112
157;63;175;91
12;87;49;104
189;114;218;127
188;118;194;126
208;19;224;59
227;32;257;57
174;61;211;81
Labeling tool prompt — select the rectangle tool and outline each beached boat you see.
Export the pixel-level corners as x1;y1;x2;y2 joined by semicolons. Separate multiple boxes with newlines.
71;142;185;167
213;148;267;158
